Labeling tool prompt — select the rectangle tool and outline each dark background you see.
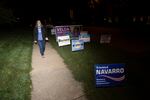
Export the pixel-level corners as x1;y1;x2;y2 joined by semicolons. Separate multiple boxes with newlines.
1;0;150;25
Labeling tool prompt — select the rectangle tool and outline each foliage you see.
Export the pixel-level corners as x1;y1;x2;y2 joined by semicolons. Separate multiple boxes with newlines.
0;1;16;25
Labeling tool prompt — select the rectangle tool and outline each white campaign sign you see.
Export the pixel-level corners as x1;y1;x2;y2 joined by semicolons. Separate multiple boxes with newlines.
51;28;56;35
57;35;70;46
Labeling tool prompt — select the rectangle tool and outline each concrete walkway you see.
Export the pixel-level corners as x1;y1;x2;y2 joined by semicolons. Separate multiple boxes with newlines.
31;42;87;100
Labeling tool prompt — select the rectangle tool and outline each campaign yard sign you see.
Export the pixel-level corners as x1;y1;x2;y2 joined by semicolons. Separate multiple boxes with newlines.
57;35;70;47
100;34;111;43
55;26;70;36
95;64;125;87
79;31;90;42
70;25;82;37
69;25;82;34
51;28;56;35
72;40;84;51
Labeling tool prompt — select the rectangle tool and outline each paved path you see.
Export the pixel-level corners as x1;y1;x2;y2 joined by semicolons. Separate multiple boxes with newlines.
31;42;87;100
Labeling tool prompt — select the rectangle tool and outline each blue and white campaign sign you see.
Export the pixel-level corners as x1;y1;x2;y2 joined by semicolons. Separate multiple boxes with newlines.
95;64;125;87
79;31;90;42
72;40;84;51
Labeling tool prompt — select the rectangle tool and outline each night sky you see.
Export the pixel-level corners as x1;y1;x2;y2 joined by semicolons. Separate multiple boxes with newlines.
11;0;68;15
5;0;74;24
1;0;150;25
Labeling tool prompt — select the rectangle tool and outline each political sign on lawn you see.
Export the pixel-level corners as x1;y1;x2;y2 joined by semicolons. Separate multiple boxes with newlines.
69;25;82;37
55;26;70;36
100;34;111;43
79;31;90;42
69;25;82;33
57;35;70;47
72;40;84;51
51;28;56;35
71;36;79;40
95;64;125;87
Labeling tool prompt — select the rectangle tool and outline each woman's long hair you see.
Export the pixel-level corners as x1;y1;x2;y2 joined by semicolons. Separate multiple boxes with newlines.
35;20;43;28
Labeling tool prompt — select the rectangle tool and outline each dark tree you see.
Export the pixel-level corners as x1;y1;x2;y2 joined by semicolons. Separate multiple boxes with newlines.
0;1;16;25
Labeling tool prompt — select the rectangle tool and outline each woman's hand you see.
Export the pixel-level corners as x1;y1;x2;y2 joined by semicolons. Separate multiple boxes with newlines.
34;40;37;44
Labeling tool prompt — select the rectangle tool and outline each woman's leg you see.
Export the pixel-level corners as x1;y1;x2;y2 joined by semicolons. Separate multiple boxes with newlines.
42;40;45;54
38;40;45;56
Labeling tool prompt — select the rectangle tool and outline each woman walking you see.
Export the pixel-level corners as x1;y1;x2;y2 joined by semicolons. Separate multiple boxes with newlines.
33;20;46;58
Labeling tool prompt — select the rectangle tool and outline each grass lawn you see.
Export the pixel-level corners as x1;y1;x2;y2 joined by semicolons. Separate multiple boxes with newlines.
0;28;33;100
49;34;149;100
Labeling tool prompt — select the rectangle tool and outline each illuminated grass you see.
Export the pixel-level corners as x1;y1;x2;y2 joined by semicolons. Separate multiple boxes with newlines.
49;34;148;100
0;28;32;100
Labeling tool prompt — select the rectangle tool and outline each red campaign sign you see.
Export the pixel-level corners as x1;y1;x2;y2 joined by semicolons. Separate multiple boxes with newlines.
55;26;70;36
